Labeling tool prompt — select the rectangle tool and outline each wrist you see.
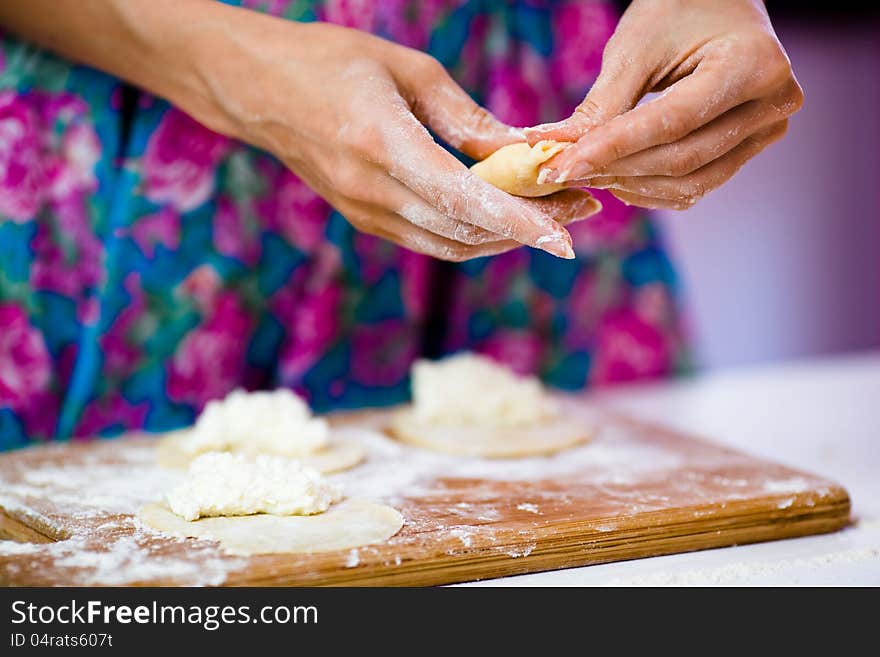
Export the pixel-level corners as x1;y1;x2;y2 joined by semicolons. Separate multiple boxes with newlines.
107;0;257;138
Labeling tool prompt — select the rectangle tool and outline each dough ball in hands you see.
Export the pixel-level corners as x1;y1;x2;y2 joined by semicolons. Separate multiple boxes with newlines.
470;141;571;197
155;388;365;473
387;353;593;458
139;452;403;556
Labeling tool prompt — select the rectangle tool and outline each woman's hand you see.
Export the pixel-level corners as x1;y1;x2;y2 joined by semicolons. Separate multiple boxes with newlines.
0;0;600;260
526;0;803;210
203;16;595;260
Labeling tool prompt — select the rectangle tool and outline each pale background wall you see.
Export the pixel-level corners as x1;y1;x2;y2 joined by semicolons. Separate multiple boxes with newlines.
655;17;880;370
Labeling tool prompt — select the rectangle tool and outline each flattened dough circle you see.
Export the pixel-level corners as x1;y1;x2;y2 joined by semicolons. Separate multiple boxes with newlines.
387;408;592;458
139;499;404;556
155;430;366;474
470;140;570;197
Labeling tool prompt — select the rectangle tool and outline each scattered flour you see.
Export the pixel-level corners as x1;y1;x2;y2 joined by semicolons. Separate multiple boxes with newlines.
345;549;360;568
503;543;537;558
0;405;846;585
608;547;879;586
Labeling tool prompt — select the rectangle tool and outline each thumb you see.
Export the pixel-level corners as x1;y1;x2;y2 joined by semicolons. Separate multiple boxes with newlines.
524;47;649;145
403;56;524;161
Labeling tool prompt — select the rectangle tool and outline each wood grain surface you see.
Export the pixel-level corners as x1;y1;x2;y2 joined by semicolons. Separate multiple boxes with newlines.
0;404;851;586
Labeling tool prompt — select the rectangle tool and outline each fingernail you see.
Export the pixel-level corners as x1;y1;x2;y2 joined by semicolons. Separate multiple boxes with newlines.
551;168;570;183
555;164;594;184
535;235;574;259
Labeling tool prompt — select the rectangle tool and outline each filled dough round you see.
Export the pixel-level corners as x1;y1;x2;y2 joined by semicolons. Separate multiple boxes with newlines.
155;430;366;474
139;499;404;556
470;140;570;197
387;408;592;458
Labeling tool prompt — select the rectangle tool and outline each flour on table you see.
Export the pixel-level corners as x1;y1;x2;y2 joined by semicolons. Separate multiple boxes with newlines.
165;452;342;521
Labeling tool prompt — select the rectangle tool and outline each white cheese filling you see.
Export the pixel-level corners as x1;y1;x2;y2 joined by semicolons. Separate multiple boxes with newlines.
166;452;342;521
180;388;329;458
410;353;555;428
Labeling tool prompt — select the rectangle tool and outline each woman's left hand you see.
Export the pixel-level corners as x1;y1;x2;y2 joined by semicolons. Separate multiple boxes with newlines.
525;0;803;210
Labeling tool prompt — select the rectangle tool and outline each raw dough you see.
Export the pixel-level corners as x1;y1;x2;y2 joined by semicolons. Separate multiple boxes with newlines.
156;429;365;474
165;452;341;521
155;387;366;473
388;409;591;459
388;352;592;458
139;499;404;556
470;140;570;197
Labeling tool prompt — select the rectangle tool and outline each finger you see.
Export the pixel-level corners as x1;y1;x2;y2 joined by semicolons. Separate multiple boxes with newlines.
380;97;575;258
609;189;694;211
583;83;798;178
524;44;649;145
520;189;603;224
345;203;523;262
374;181;600;247
597;122;788;205
544;59;762;183
402;55;524;160
372;170;507;245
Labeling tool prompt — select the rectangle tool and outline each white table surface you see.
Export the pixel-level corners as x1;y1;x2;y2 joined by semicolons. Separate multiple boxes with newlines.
459;351;880;586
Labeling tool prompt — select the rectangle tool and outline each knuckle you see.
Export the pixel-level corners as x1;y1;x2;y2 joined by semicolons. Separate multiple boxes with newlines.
574;98;605;125
343;209;372;232
660;109;691;142
679;178;709;202
411;52;445;81
774;118;790;139
769;80;804;118
462;102;498;136
753;38;793;89
787;81;805;114
452;223;488;246
442;247;470;262
671;146;706;176
346;121;384;162
333;166;375;203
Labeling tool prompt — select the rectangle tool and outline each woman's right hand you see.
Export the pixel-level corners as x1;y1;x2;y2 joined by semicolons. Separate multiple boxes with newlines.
187;12;599;261
1;0;599;260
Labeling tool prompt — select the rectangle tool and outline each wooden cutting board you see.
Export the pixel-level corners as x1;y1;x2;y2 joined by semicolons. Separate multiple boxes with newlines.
0;402;850;586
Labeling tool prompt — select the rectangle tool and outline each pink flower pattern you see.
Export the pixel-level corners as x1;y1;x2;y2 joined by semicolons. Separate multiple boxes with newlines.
142;108;231;213
590;308;671;385
129;207;181;258
257;167;331;254
167;291;254;410
0;1;687;446
0;303;52;410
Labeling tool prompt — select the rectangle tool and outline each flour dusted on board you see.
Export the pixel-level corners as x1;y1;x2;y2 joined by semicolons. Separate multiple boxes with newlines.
166;452;342;521
180;388;329;458
410;353;556;428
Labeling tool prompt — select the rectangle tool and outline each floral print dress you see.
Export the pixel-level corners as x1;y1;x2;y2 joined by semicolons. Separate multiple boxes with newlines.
0;0;687;450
